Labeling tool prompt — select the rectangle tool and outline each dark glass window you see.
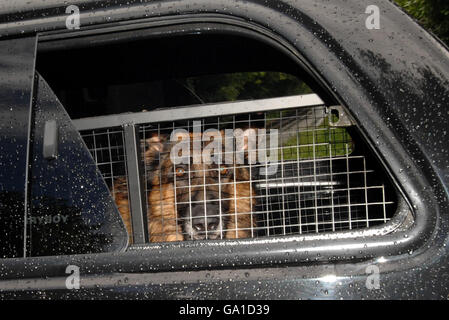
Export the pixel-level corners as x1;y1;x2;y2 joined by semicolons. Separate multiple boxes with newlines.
37;34;315;119
26;74;128;256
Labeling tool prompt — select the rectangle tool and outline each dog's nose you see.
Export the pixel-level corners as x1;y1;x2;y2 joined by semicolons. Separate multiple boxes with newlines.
191;204;220;232
192;219;219;232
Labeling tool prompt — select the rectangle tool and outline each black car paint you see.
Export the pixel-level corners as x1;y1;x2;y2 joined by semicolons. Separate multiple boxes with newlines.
0;37;36;259
0;0;448;299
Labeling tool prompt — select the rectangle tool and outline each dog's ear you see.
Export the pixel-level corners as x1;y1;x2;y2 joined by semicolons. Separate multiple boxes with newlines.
142;134;166;167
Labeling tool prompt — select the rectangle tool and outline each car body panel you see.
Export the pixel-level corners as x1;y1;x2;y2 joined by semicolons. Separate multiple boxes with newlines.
0;0;448;299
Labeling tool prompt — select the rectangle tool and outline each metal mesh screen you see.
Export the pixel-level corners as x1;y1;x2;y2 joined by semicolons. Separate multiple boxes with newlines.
79;105;396;243
80;127;133;241
137;105;395;242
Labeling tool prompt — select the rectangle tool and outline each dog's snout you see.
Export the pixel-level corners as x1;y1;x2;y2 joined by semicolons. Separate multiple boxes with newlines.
192;218;219;232
191;204;220;233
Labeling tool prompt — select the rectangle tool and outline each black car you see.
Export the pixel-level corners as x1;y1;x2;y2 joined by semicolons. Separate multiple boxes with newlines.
0;0;448;300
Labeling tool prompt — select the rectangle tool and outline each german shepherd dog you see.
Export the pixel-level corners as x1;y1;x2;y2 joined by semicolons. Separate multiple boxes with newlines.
114;131;257;244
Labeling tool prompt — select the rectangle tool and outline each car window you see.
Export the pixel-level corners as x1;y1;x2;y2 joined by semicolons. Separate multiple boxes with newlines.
36;28;407;250
26;74;128;256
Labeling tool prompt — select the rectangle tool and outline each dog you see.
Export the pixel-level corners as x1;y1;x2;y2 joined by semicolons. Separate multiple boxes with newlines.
114;131;257;243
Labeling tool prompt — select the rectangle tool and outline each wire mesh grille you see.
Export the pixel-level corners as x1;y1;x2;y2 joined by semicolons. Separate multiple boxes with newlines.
137;105;395;242
80;127;133;241
79;105;396;243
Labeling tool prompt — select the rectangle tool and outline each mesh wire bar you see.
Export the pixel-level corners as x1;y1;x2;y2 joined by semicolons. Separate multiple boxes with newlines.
77;104;396;244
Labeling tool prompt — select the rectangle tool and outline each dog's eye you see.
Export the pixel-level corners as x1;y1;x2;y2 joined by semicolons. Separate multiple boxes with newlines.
175;167;185;176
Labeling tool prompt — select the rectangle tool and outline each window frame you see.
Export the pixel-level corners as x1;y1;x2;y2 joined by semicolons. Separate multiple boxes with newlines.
0;36;37;259
73;94;411;246
0;15;436;281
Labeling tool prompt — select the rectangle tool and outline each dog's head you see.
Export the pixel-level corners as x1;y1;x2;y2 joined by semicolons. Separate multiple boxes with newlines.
144;130;253;240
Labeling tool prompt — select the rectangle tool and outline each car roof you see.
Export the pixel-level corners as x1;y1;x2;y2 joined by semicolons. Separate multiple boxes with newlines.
0;0;426;38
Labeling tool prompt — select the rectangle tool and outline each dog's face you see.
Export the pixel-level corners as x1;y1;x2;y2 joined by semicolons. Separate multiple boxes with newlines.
144;133;252;241
160;161;237;240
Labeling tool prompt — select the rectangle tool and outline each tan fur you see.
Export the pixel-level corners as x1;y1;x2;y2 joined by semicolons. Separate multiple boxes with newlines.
112;177;133;244
114;131;257;243
147;183;183;242
225;181;256;239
